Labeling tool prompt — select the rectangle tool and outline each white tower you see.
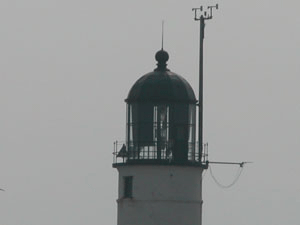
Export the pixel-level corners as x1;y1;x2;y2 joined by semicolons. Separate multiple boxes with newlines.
113;49;207;225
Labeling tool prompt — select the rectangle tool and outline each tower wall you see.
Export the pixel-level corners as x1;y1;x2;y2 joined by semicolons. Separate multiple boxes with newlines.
116;165;203;225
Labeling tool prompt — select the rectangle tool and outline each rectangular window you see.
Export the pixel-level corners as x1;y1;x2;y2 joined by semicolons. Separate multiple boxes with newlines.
123;176;133;198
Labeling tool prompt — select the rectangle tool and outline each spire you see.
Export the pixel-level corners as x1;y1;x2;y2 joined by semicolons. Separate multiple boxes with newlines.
161;20;164;50
155;20;169;71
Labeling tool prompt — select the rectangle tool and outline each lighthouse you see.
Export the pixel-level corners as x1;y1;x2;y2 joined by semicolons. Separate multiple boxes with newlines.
113;48;207;225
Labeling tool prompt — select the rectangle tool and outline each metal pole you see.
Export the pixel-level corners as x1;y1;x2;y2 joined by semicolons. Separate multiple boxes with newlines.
193;4;218;165
199;16;205;164
199;17;205;220
192;6;218;225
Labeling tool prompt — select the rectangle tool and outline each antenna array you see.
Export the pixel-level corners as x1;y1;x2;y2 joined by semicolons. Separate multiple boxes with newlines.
192;4;219;20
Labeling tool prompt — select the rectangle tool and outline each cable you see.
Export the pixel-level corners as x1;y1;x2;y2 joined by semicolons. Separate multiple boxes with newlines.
209;165;243;189
201;169;207;181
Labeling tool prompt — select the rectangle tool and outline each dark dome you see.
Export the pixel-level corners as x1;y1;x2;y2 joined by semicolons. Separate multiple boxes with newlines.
126;50;197;103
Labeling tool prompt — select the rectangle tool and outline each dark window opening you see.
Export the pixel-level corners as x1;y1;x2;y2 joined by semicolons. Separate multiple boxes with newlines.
124;176;133;198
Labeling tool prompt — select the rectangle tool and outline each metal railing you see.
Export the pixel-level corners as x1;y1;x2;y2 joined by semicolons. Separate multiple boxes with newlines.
113;141;208;165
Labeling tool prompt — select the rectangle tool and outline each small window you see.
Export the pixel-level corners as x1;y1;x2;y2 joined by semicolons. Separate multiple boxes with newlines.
123;176;133;198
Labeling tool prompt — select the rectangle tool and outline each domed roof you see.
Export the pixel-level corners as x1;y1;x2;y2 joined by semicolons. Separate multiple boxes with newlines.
126;50;197;104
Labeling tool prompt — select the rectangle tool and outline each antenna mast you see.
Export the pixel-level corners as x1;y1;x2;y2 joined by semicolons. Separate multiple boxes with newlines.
162;20;164;50
192;4;218;166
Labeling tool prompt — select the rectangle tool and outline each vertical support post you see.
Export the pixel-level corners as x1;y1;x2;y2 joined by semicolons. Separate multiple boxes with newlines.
127;104;130;155
193;5;218;225
199;15;205;164
199;20;205;225
157;107;162;160
193;4;218;165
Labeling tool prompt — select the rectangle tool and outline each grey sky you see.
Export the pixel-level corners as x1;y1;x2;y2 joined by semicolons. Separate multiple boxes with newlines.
0;0;299;225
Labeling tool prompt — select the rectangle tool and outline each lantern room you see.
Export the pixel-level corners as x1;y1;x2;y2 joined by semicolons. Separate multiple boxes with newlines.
114;49;201;165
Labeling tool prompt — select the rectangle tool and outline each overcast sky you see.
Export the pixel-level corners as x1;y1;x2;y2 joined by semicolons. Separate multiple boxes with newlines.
0;0;299;225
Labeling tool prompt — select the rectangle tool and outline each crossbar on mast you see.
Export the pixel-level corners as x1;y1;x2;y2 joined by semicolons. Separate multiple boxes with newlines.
209;161;253;167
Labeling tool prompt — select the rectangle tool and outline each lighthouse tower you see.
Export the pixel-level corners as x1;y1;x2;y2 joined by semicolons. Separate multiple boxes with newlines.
113;49;207;225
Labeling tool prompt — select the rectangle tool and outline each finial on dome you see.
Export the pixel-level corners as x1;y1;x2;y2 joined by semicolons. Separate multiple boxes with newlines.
154;49;169;71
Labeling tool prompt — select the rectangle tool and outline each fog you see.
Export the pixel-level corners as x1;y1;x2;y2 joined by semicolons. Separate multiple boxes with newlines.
0;1;299;225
